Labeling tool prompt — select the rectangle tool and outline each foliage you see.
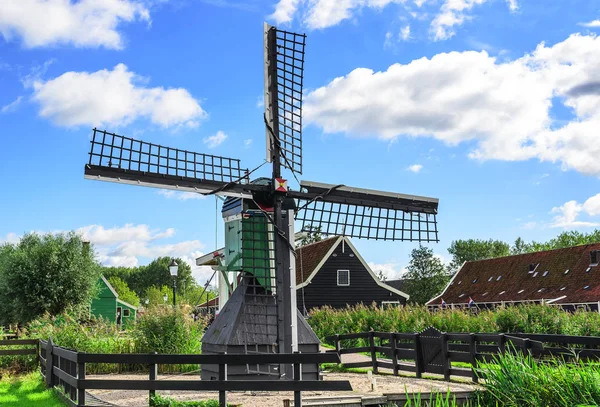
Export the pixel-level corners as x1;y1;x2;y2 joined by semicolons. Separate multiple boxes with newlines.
447;239;510;273
151;395;223;407
107;276;140;306
0;372;65;407
514;230;600;254
132;305;204;355
0;232;100;325
402;246;450;305
146;285;173;306
308;304;600;347
102;257;195;301
474;349;600;407
299;225;323;246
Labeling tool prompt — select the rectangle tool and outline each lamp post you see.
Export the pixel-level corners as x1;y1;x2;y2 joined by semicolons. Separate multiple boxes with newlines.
163;293;168;304
169;258;179;308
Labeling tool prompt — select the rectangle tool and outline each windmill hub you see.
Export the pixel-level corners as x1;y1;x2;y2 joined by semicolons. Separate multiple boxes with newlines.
83;23;440;382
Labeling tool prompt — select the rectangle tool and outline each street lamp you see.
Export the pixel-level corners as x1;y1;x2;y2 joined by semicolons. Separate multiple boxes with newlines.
169;258;179;308
163;293;168;303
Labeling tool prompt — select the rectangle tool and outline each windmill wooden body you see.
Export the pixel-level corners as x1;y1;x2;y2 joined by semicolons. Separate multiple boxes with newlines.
84;23;440;381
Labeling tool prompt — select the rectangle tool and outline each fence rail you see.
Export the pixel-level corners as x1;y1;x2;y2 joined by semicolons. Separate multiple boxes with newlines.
326;330;546;383
37;338;351;407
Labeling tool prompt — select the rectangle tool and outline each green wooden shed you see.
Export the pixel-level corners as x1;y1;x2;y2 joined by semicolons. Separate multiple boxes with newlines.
91;275;137;326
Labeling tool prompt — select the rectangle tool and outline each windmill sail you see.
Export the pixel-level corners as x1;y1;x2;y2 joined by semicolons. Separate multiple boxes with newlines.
264;23;306;175
84;129;256;198
292;181;439;242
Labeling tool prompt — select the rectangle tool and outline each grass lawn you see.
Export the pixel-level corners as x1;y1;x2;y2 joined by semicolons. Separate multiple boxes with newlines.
0;372;66;407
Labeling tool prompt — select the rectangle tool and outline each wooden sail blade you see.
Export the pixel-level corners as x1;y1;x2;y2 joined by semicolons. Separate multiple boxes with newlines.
292;181;439;242
84;128;258;198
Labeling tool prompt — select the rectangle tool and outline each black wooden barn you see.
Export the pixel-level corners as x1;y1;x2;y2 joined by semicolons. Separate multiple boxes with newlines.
295;236;408;314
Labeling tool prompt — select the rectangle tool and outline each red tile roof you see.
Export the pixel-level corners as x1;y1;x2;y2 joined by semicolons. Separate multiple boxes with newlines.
295;236;341;285
428;243;600;306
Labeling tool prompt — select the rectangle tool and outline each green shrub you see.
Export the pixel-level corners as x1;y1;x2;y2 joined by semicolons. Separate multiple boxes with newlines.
150;395;222;407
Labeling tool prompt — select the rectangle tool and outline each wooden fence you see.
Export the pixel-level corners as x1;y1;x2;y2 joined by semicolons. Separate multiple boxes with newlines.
325;329;545;383
38;338;351;407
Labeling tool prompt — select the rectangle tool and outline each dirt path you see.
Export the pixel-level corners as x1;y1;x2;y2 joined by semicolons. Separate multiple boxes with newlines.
87;371;476;407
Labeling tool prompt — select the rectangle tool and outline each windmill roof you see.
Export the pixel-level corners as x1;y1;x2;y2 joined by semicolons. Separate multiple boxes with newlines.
428;243;600;306
295;236;341;285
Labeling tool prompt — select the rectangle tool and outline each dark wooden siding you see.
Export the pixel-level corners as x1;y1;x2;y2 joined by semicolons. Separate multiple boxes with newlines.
297;241;406;312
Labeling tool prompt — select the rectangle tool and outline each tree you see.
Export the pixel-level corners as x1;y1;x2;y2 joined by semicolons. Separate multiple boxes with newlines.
447;239;510;273
145;285;172;306
300;226;323;246
142;257;195;295
402;246;450;305
0;232;100;325
107;276;140;306
511;237;527;255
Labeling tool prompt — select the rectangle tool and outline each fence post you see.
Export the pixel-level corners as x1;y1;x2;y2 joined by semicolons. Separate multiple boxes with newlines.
414;333;423;379
441;333;450;381
335;334;340;354
78;353;86;407
391;333;398;376
469;333;478;384
45;338;55;388
149;351;157;404
499;333;506;354
524;338;531;356
219;352;227;407
369;331;378;374
294;353;302;407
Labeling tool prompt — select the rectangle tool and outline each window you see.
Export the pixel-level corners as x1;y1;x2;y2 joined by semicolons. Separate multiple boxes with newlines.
473;279;477;283
584;285;590;290
332;253;338;257
537;288;545;293
533;271;538;277
488;276;494;282
123;309;131;317
458;280;462;285
542;271;549;277
560;287;566;291
482;292;488;296
518;289;525;294
499;291;506;295
591;250;599;266
529;263;539;273
458;293;465;298
349;254;355;257
586;267;592;273
337;270;350;286
564;269;570;275
497;276;502;281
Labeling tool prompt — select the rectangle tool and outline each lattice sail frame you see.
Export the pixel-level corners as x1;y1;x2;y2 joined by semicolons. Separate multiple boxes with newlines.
295;201;439;242
88;129;246;183
264;24;306;175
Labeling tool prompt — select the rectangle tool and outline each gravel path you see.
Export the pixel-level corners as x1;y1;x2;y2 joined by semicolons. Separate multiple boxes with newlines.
88;346;476;406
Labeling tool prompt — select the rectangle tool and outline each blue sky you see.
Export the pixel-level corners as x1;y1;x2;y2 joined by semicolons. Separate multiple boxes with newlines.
1;0;600;283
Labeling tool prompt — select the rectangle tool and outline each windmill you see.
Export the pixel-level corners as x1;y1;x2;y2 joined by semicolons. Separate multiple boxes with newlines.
84;23;439;381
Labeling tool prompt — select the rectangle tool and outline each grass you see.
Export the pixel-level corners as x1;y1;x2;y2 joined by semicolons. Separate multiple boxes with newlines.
0;372;66;407
150;394;227;406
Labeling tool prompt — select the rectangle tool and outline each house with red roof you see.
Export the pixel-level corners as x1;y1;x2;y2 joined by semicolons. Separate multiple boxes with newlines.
427;244;600;311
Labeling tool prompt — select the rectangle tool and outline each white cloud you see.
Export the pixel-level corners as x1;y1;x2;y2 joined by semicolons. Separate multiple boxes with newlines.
268;0;302;25
158;190;206;200
1;96;23;114
0;233;20;245
31;64;206;128
368;262;407;280
76;224;176;246
304;33;600;177
431;0;516;41
203;130;228;148
407;164;423;173
550;194;600;228
400;25;411;41
580;20;600;28
244;139;253;148
522;221;537;230
0;0;150;49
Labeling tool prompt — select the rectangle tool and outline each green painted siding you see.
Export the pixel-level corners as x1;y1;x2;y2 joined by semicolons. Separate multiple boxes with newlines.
242;214;273;290
117;300;137;326
91;277;117;322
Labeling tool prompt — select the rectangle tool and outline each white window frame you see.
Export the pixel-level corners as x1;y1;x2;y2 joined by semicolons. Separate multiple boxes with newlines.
337;269;350;286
